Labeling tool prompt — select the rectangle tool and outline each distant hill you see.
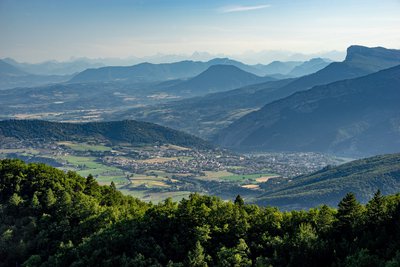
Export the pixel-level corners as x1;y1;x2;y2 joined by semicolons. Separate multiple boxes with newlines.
0;120;212;149
69;58;267;83
162;65;275;97
255;153;400;209
0;59;71;90
205;58;267;76
3;58;105;75
287;58;332;77
216;65;400;156
0;59;27;76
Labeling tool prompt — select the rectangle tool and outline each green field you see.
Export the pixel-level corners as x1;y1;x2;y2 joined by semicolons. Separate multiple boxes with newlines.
61;155;128;184
58;142;111;152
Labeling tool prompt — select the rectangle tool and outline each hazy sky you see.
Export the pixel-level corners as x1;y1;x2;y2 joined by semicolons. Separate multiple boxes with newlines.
1;0;399;62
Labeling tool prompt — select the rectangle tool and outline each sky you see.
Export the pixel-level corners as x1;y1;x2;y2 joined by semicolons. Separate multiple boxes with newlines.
1;0;399;63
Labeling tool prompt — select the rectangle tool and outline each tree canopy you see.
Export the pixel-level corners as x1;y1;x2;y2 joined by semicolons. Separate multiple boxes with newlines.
1;159;400;266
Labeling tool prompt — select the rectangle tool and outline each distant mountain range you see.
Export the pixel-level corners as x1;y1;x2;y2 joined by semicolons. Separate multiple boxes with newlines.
0;59;27;76
255;153;400;209
3;58;105;75
0;60;71;90
116;45;400;139
0;120;211;149
287;58;332;77
69;57;331;84
0;55;331;90
277;45;400;95
255;58;332;77
0;64;278;117
216;64;400;156
69;58;257;83
256;61;302;75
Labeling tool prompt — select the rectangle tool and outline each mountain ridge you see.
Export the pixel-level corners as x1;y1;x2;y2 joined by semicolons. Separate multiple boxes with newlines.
216;64;400;156
115;45;400;139
287;57;332;77
69;58;269;83
0;120;212;149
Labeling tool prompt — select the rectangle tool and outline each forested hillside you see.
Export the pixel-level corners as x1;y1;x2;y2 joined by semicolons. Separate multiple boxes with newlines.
2;159;400;266
0;120;211;149
256;153;400;209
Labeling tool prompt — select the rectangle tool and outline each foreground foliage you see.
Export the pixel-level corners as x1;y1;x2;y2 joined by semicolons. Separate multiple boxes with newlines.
1;159;400;266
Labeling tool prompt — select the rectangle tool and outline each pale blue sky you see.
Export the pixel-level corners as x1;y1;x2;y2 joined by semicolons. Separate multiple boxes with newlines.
1;0;399;62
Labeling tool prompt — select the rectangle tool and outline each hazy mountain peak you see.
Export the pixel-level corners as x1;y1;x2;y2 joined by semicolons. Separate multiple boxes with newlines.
204;64;248;73
287;58;332;77
0;59;27;75
308;57;331;63
161;64;274;97
207;58;238;65
345;45;400;62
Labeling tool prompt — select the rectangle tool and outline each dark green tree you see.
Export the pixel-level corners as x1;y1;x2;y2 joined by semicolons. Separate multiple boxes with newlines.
336;192;362;231
366;189;386;223
234;195;244;206
84;174;100;197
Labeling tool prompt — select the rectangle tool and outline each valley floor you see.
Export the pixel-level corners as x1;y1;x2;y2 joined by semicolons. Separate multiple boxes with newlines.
0;139;344;203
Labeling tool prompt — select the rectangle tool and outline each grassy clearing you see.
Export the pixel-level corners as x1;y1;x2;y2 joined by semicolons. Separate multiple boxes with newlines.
202;171;278;182
203;171;235;180
241;184;260;189
61;155;127;184
161;144;190;151
129;172;172;188
255;175;280;183
58;141;111;152
129;179;169;188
